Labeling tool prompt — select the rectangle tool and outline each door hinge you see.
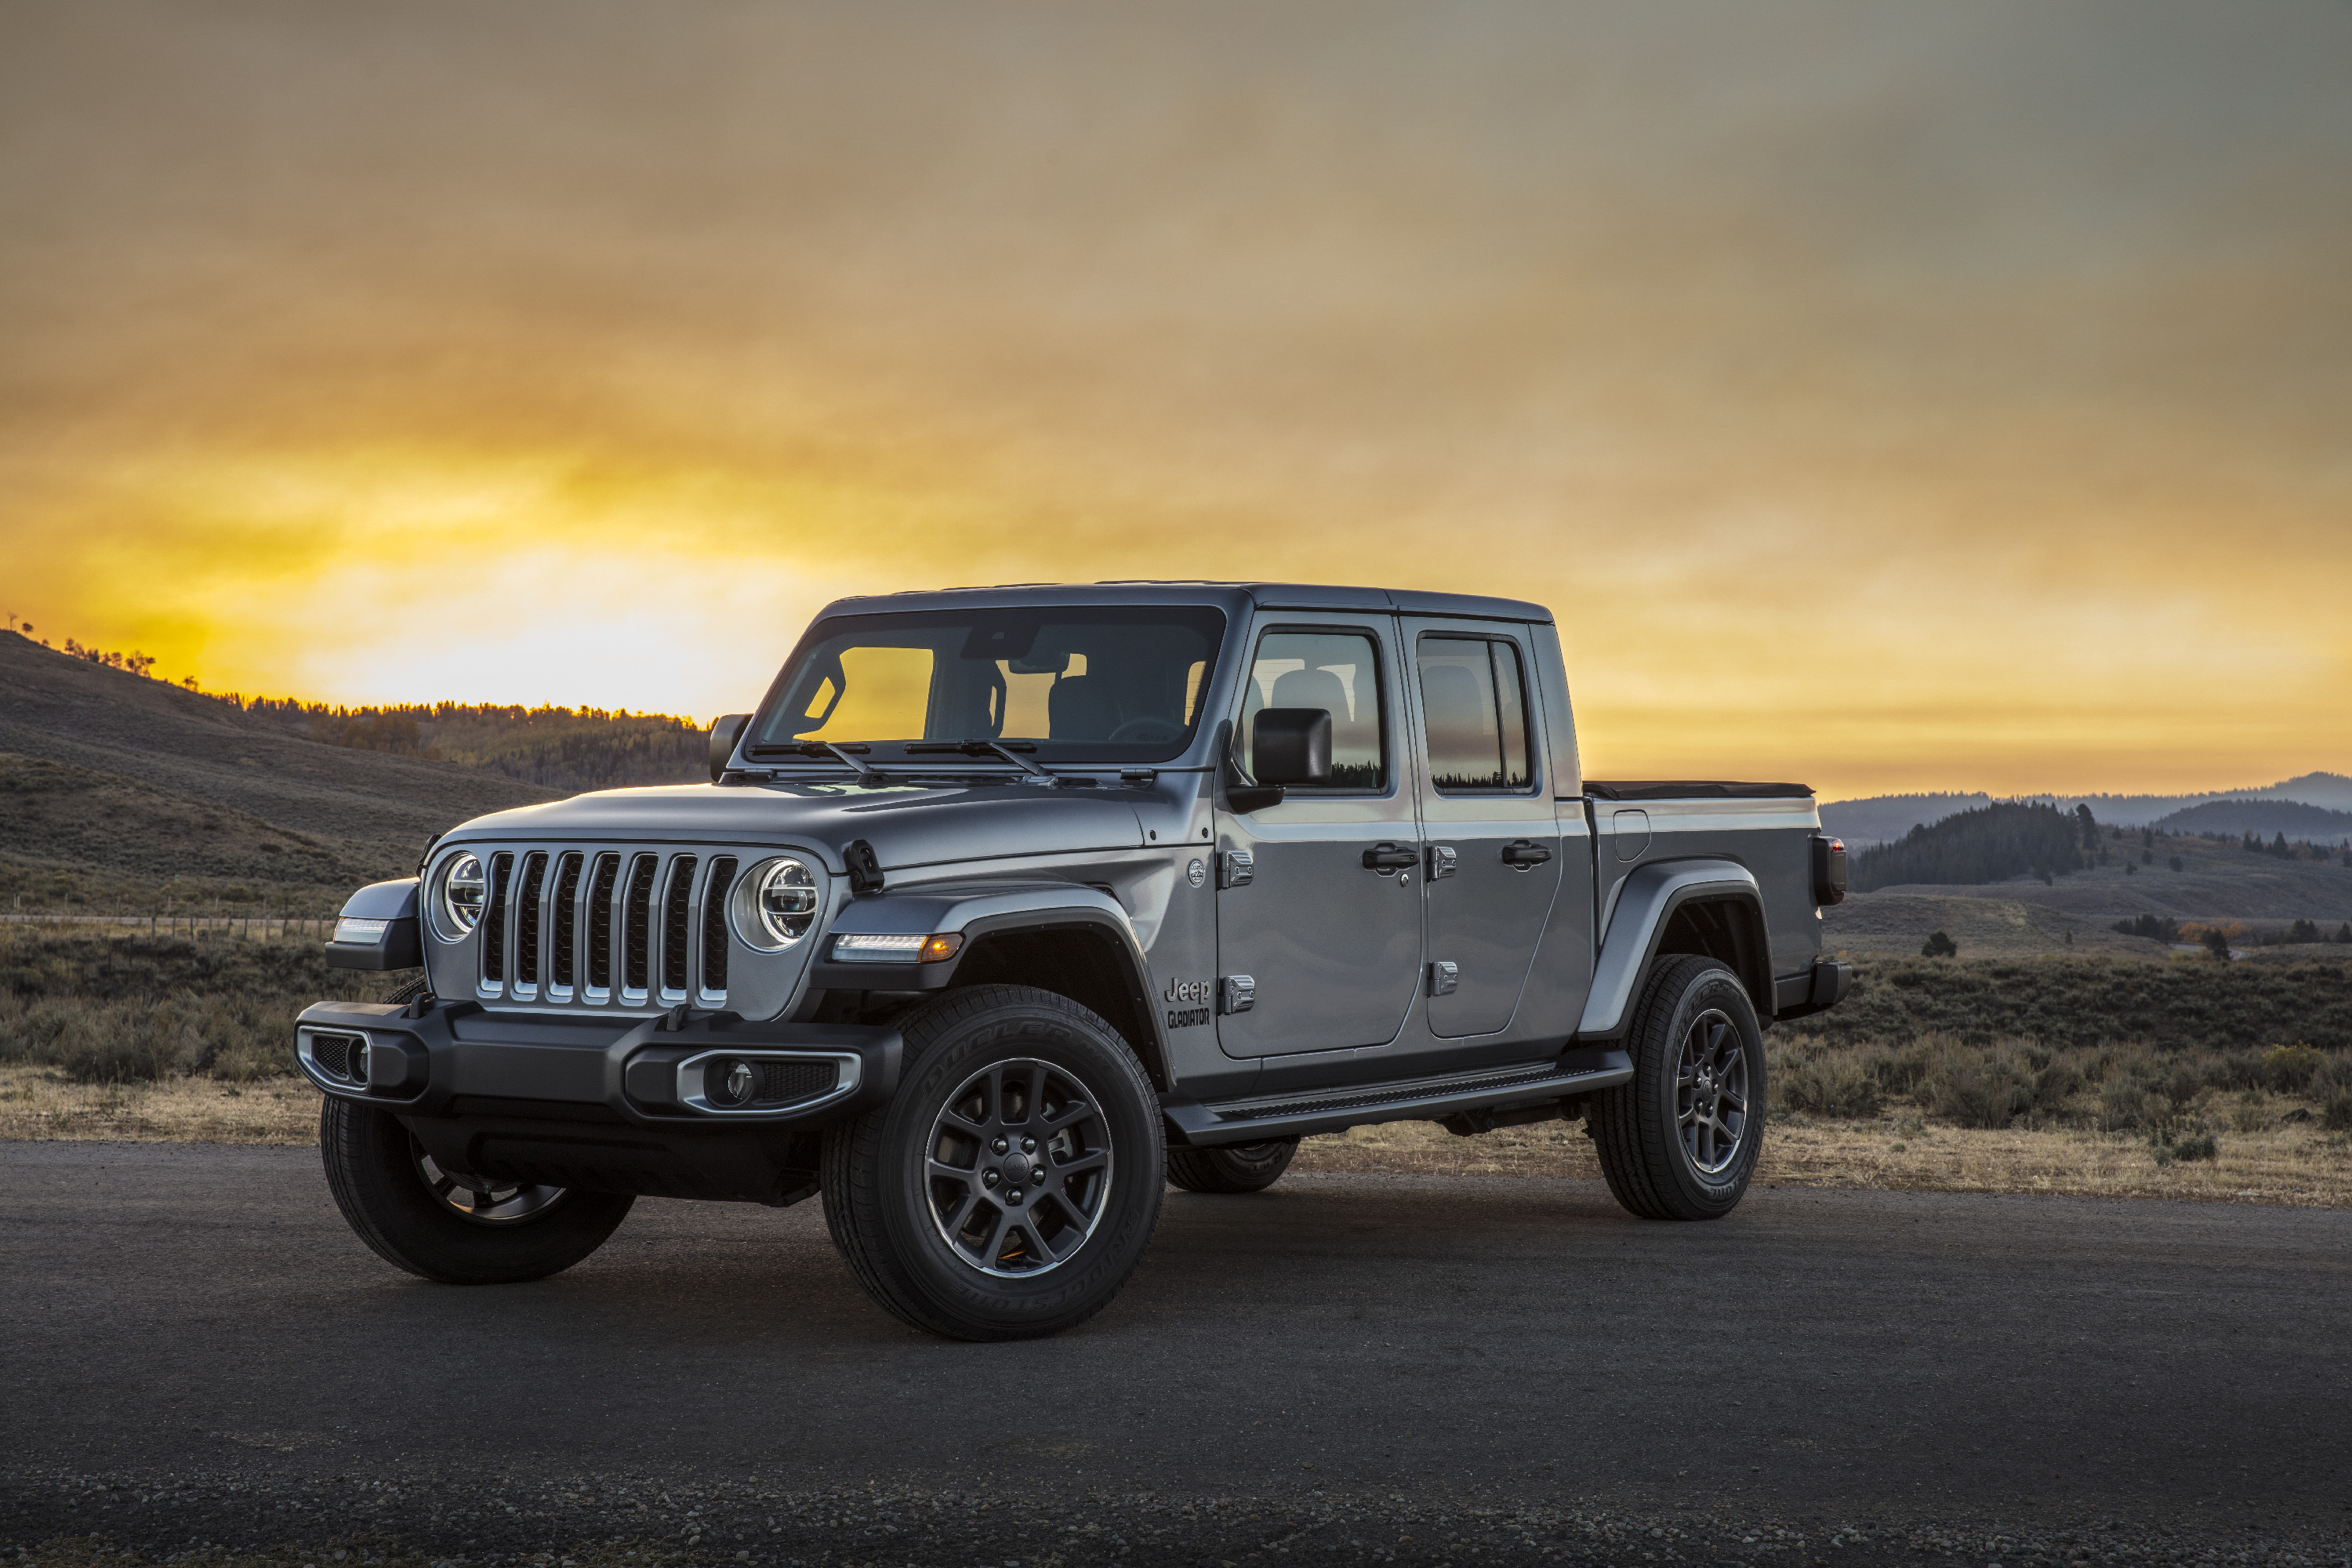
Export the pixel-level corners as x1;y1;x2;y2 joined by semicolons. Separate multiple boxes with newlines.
1426;844;1457;880
1218;849;1255;889
1428;960;1459;996
1220;975;1257;1014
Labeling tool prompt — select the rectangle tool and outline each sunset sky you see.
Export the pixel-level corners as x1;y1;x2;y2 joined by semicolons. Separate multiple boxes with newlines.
4;1;2347;800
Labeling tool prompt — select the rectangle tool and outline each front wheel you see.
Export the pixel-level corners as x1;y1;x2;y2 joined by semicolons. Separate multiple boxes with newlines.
821;985;1165;1341
319;1098;634;1283
1167;1138;1298;1193
1589;954;1766;1221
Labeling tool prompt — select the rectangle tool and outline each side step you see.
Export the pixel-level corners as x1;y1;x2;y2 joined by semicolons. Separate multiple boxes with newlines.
1162;1047;1633;1148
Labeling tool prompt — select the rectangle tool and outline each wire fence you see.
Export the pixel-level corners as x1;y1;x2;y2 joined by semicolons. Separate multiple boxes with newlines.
0;909;343;942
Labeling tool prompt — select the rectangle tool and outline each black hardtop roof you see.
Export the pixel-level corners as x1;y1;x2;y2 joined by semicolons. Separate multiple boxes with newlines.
817;581;1553;623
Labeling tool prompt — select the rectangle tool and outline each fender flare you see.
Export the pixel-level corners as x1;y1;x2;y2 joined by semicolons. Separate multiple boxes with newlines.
815;884;1171;1083
1575;858;1769;1037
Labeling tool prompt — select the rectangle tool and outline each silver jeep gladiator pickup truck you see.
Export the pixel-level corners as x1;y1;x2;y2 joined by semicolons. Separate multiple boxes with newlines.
301;582;1850;1340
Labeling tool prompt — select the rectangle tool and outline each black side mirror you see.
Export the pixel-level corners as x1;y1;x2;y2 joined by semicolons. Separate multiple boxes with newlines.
1252;708;1333;787
709;713;752;782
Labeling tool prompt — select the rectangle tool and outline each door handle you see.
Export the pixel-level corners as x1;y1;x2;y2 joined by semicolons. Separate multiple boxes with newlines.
1501;840;1553;868
1362;842;1418;872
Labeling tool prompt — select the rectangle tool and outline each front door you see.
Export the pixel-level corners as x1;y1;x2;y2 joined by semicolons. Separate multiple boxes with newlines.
1406;621;1563;1038
1214;619;1423;1058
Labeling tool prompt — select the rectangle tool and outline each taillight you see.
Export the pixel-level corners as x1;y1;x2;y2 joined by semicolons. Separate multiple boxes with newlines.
1811;835;1848;906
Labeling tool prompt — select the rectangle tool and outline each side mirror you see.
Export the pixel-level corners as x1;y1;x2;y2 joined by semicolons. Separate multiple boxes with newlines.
709;713;752;782
1249;708;1334;797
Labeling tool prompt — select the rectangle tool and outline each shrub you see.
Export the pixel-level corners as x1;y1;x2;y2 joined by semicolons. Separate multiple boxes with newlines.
2100;1078;2157;1132
2034;1059;2088;1102
2172;1133;2218;1162
2325;1092;2352;1134
1780;1054;1883;1119
1927;1051;2034;1129
2231;1092;2270;1134
2262;1043;2326;1093
1921;931;1958;958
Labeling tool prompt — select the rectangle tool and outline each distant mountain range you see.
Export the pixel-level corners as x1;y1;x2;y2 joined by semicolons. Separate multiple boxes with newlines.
1821;773;2352;847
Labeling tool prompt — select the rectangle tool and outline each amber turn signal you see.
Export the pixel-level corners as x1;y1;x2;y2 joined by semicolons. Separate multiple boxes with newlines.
919;933;964;963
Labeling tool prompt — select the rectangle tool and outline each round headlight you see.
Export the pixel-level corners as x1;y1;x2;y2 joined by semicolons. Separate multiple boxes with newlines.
735;857;819;949
441;852;485;936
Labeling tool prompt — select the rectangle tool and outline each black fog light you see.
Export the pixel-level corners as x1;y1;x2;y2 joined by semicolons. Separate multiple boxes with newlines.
350;1039;372;1083
707;1058;757;1108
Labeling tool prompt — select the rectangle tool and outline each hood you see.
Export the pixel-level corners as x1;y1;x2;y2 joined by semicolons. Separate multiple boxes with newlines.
440;779;1147;874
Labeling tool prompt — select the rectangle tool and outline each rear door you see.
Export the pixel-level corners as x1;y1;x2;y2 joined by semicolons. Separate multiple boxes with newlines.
1404;621;1562;1038
1214;617;1424;1058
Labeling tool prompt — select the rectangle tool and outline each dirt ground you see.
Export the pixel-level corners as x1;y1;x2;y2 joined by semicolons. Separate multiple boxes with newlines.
5;1068;2346;1207
1290;1111;2352;1207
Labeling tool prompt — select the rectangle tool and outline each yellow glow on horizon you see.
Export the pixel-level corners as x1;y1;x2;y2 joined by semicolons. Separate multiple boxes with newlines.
4;2;2348;803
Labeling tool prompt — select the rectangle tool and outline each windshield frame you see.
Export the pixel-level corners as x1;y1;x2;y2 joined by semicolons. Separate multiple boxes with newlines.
743;603;1232;771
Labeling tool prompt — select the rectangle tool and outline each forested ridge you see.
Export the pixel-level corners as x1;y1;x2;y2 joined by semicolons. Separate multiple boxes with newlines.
1852;800;2097;891
228;699;706;792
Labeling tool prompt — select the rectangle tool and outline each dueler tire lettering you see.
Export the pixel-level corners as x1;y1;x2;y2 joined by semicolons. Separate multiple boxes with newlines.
821;983;1164;1341
1588;954;1766;1221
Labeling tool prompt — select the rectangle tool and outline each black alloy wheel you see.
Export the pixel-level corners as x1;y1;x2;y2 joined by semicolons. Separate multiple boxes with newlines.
319;1097;634;1283
822;984;1164;1341
924;1057;1117;1274
1589;954;1766;1221
1166;1138;1299;1193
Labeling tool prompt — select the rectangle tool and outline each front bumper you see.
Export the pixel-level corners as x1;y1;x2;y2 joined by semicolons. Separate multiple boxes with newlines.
294;1000;901;1203
296;999;899;1125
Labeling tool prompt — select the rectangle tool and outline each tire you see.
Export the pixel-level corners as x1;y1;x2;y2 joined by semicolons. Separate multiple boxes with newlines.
1589;954;1766;1221
319;1097;634;1284
1166;1138;1298;1194
821;984;1165;1341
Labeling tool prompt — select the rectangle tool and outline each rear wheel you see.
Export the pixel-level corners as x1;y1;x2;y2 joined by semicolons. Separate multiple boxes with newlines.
319;1097;634;1283
1589;955;1765;1221
1166;1138;1298;1193
822;985;1164;1341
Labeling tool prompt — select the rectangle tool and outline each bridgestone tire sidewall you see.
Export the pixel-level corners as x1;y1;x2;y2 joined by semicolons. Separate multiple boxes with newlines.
1595;956;1766;1221
318;1097;634;1285
1167;1138;1298;1194
824;986;1164;1341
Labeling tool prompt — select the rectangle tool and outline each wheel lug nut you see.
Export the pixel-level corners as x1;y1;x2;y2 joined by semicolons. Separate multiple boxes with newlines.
991;1138;1008;1154
983;1171;1000;1187
1021;1137;1036;1153
1006;1189;1023;1204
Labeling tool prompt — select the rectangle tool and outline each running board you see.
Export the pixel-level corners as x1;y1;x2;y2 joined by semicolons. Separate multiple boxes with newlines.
1161;1047;1633;1148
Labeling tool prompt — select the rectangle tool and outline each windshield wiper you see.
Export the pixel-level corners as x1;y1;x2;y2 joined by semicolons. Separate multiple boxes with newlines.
747;740;884;783
904;739;1060;782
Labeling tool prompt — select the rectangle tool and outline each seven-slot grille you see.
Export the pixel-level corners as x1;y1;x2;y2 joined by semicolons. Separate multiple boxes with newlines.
463;847;751;1008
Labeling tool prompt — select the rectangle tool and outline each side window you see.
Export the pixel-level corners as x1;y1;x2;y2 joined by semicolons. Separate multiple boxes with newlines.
1418;637;1535;792
1239;630;1386;790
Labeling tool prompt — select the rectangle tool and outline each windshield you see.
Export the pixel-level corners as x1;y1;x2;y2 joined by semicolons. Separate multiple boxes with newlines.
751;605;1227;764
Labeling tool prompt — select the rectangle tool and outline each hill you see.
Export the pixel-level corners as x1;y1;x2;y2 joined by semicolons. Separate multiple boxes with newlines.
1850;800;2093;892
235;698;706;793
1822;771;2352;844
0;631;560;911
2149;799;2352;841
1826;823;2352;958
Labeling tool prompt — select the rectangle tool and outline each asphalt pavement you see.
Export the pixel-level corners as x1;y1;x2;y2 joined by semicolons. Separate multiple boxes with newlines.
3;1141;2348;1565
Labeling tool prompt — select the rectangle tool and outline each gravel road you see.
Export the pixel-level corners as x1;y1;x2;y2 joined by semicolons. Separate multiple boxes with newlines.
3;1142;2347;1566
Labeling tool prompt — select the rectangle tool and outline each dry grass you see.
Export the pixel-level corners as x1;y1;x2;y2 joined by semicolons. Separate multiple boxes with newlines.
9;1066;2343;1209
1290;1111;2352;1207
0;1069;321;1145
